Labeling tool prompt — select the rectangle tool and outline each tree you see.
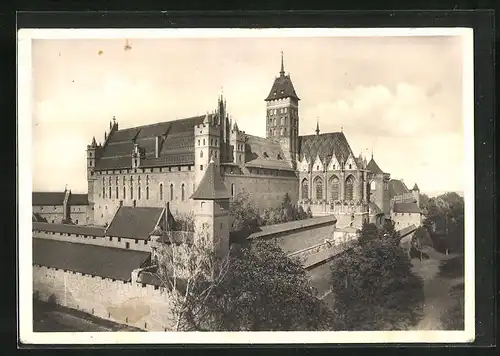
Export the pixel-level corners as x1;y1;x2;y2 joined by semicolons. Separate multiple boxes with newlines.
229;192;260;232
358;222;379;245
330;239;424;330
440;283;464;330
411;226;434;261
207;240;337;331
153;227;231;331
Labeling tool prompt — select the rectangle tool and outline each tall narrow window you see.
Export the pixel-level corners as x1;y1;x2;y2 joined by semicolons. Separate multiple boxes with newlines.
330;176;340;200
301;179;309;200
181;184;185;201
115;187;118;199
170;184;174;201
130;186;133;200
138;186;141;200
200;150;203;158
109;187;111;200
159;183;163;200
146;175;149;185
102;187;105;198
146;186;149;200
123;186;126;200
345;176;354;201
115;176;118;185
231;183;235;198
314;176;323;200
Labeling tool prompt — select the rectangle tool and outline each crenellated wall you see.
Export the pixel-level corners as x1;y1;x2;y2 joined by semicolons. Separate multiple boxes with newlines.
33;265;175;331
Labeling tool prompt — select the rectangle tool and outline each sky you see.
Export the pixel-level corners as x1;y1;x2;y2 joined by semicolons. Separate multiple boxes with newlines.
30;34;467;196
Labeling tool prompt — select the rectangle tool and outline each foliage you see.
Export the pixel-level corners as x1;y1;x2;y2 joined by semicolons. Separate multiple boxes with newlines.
412;226;434;250
173;212;195;232
155;236;337;331
206;240;337;331
440;283;464;330
229;192;260;232
358;222;379;245
358;220;400;246
330;239;424;330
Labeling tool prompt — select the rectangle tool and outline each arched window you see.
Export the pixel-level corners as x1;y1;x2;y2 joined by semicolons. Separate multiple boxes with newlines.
123;176;126;185
123;186;126;199
138;186;141;200
115;187;118;199
170;184;174;201
146;175;149;185
115;176;118;185
301;179;309;200
108;187;111;200
345;176;354;201
314;176;323;200
159;183;163;200
370;181;376;190
329;176;340;200
146;186;149;200
181;184;185;201
231;183;235;198
102;187;105;198
130;186;133;199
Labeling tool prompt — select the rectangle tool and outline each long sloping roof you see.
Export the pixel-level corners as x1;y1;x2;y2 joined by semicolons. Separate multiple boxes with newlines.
33;222;105;237
68;193;88;205
366;158;384;174
105;206;164;240
298;132;354;164
393;202;421;214
32;192;65;206
389;179;410;198
191;161;230;200
244;134;293;170
95;115;208;171
265;74;300;101
33;238;150;281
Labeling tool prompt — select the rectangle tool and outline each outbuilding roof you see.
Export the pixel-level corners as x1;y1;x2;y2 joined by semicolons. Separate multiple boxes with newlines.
32;222;105;237
105;206;164;240
33;238;150;281
393;202;421;214
191;161;230;200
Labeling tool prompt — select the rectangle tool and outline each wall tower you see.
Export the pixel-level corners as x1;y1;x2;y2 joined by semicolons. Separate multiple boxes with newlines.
265;52;300;169
194;112;221;188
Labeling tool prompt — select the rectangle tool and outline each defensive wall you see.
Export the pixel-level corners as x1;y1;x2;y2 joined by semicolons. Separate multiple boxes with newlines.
33;265;174;331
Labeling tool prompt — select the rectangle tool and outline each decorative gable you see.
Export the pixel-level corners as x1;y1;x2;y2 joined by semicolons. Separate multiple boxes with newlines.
345;154;357;170
312;155;324;172
327;154;340;171
299;157;309;172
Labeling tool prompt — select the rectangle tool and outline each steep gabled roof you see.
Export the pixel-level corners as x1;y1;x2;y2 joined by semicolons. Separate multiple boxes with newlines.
191;161;230;200
265;74;300;101
244;134;293;170
393;202;421;214
366;158;384;174
105;206;164;240
412;183;420;191
33;238;150;281
298;132;354;165
389;179;410;198
95;115;208;171
32;192;65;206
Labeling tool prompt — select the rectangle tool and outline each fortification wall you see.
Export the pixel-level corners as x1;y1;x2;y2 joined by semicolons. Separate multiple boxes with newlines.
33;265;175;331
225;174;299;210
33;231;151;252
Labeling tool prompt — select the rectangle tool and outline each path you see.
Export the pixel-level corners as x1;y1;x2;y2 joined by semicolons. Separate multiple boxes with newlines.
411;257;464;330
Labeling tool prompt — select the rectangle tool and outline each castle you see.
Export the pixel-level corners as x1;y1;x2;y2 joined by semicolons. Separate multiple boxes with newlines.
35;52;423;231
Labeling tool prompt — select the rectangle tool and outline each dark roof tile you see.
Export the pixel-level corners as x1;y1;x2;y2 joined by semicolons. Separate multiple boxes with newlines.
68;193;88;205
191;161;230;200
244;135;293;170
33;222;105;236
389;179;410;198
366;158;384;174
32;192;65;206
298;132;354;164
393;202;421;214
33;238;150;281
265;74;300;101
105;206;164;240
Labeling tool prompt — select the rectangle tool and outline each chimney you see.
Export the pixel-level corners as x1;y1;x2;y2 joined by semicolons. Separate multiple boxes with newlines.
155;136;160;158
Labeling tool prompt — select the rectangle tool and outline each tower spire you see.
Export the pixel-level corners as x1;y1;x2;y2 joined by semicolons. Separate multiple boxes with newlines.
315;119;320;136
371;148;374;159
280;51;285;76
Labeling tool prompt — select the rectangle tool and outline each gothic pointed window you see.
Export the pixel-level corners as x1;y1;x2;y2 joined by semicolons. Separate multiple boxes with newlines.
345;176;354;201
181;184;185;201
130;186;133;200
159;183;163;200
123;186;126;199
116;187;118;199
170;184;174;201
330;176;340;200
314;176;323;200
301;178;309;200
146;186;149;200
109;187;111;200
146;175;149;185
138;186;141;200
102;187;105;198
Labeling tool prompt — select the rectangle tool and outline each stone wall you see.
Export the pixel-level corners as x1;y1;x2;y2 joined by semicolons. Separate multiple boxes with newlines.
224;174;299;210
33;230;151;252
33;265;175;331
391;212;422;229
32;205;64;224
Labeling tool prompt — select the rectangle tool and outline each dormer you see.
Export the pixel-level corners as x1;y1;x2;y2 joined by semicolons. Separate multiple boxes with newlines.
327;153;340;171
299;156;309;172
312;155;324;172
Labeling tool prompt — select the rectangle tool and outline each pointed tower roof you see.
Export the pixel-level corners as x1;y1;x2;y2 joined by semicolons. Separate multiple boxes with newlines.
91;136;97;146
191;160;230;200
412;183;420;191
265;52;300;101
315;120;320;136
366;157;384;174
